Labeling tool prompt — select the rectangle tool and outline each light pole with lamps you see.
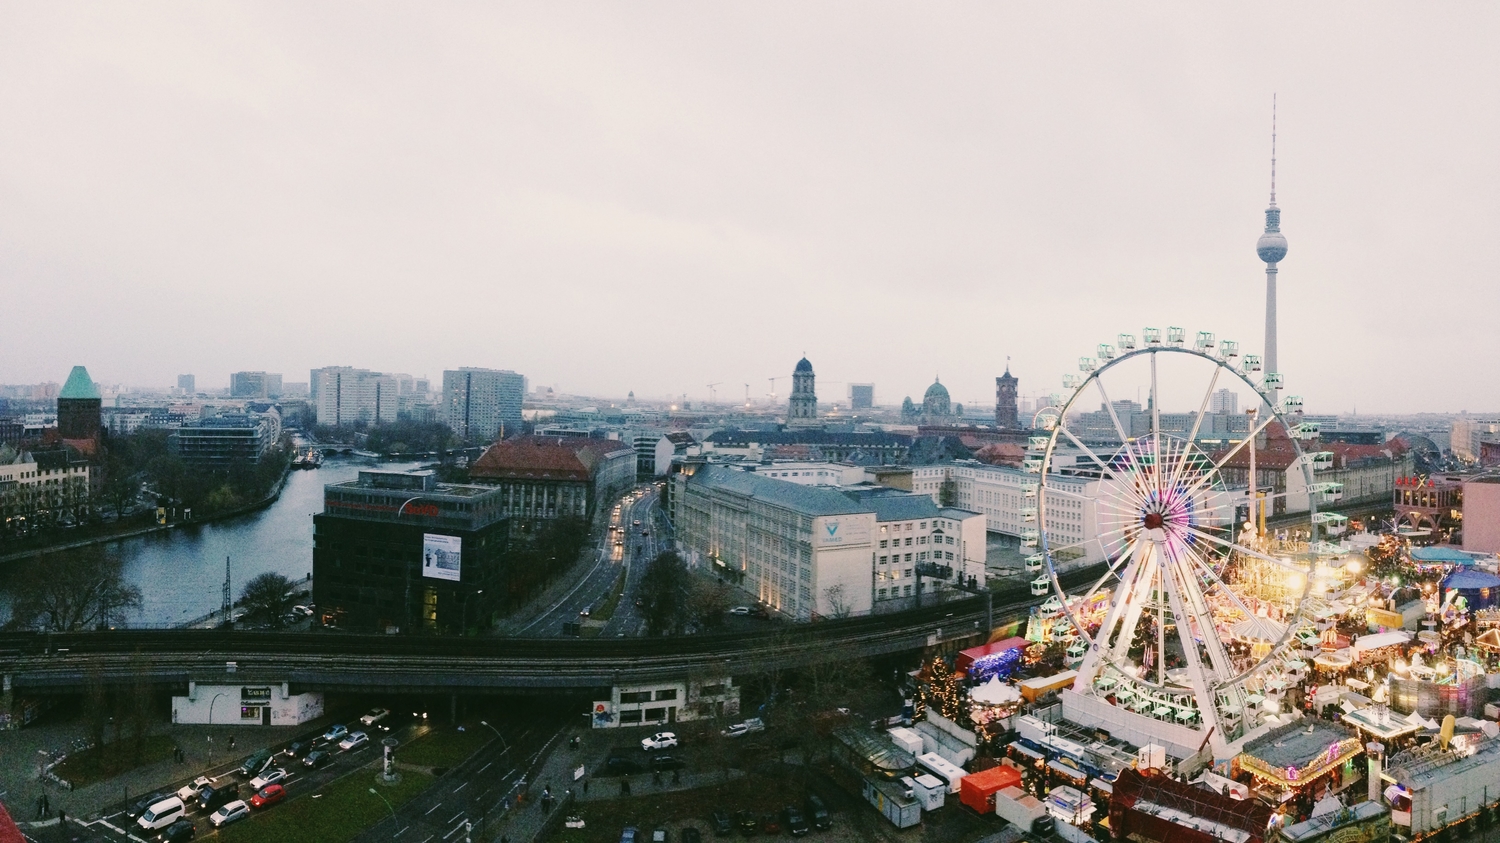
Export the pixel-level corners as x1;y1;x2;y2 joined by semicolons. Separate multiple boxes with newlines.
396;497;429;632
478;720;509;753
206;692;227;760
368;787;396;820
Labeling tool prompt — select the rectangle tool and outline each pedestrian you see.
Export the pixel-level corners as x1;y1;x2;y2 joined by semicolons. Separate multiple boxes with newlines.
57;810;64;825
228;735;236;750
583;777;589;795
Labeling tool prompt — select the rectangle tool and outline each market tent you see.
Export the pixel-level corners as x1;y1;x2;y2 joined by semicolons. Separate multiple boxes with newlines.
1352;630;1411;656
1231;616;1288;642
1413;547;1478;564
956;637;1029;674
970;675;1022;706
1475;628;1500;652
959;765;1023;813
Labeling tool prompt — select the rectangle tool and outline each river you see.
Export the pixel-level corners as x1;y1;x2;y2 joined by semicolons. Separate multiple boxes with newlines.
104;457;420;626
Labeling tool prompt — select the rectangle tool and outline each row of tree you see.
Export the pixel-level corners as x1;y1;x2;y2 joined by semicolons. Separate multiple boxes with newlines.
100;429;290;520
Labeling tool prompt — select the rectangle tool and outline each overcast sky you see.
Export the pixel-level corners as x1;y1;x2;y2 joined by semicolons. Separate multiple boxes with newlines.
2;4;1497;414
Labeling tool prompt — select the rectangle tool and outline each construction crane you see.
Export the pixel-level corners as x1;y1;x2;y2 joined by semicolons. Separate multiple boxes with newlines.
767;376;783;403
707;382;721;403
744;383;751;407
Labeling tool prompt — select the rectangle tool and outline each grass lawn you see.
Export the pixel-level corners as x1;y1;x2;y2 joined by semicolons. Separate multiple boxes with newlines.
220;768;433;843
396;727;491;768
55;735;176;788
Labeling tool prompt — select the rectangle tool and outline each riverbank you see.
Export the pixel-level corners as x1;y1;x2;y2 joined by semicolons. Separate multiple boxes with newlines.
0;464;294;565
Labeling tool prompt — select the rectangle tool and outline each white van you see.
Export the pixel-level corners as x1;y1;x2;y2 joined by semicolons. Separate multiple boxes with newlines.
137;796;185;831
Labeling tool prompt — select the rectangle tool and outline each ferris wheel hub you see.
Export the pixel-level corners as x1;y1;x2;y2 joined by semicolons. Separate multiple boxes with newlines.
1142;511;1164;530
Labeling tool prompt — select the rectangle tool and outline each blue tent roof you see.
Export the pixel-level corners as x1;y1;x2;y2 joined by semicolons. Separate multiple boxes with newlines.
1412;547;1475;564
1442;570;1500;590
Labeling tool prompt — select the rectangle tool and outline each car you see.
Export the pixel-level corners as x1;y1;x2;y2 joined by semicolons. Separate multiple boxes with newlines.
650;754;685;771
321;724;349;743
605;755;644;775
806;795;831;830
360;707;390;726
640;731;678;751
711;810;733;836
175;776;213;802
620;828;640;843
284;740;309;758
339;731;370;751
137;797;186;831
759;814;782;835
209;800;251;828
565;816;587;829
250;783;286;808
652;829;669;843
783;805;810;837
249;768;287;790
721;718;765;739
729;606;751;616
633;520;641;526
735;810;758;836
198;784;238;813
681;828;703;843
302;749;330;769
128;792;171;819
162;819;196;842
238;749;274;778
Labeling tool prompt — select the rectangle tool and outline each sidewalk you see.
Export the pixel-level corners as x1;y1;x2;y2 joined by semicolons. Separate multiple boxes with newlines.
0;712;331;823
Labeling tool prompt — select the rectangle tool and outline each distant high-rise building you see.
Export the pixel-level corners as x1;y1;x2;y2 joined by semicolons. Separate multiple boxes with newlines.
312;367;398;427
57;366;102;441
995;367;1019;429
1210;388;1238;415
177;374;195;393
788;357;818;427
230;371;283;399
443;368;525;442
849;383;875;410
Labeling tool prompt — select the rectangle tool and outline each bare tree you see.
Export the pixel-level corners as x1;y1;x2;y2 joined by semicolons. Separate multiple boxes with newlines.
821;584;853;619
4;546;142;631
239;572;297;628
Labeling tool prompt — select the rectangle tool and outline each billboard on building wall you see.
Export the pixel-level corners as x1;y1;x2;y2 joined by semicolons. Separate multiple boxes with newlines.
422;533;462;581
815;516;870;547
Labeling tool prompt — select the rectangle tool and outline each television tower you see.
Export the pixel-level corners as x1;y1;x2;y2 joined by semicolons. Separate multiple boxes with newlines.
1256;96;1288;393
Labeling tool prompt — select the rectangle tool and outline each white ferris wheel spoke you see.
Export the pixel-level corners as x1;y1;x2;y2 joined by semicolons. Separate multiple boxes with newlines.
1176;539;1258;621
1151;350;1163;497
1180;411;1279;502
1167;364;1222;492
1184;525;1309;574
1092;375;1133;448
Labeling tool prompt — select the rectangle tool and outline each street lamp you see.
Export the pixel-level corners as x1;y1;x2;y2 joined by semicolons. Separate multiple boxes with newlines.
368;787;396;819
206;692;227;760
478;720;509;753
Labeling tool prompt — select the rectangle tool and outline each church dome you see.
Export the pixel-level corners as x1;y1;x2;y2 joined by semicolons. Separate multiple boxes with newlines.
922;378;951;416
794;357;814;374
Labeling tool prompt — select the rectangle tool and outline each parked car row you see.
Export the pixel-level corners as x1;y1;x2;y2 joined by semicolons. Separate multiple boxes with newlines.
709;795;829;837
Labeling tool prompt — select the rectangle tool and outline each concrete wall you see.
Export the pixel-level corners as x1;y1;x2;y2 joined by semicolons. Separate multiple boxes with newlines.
1464;479;1500;554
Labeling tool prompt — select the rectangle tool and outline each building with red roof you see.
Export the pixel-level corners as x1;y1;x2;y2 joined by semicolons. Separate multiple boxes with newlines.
469;435;635;525
1214;423;1413;516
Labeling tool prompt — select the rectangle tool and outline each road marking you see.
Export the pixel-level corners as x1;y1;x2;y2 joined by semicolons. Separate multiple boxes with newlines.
443;821;467;839
453;782;468;793
398;826;410;836
424;802;443;816
420;837;433;843
477;762;491;774
448;811;463;823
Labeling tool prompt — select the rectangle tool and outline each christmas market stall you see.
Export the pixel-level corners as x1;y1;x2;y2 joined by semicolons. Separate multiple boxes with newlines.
1237;720;1365;810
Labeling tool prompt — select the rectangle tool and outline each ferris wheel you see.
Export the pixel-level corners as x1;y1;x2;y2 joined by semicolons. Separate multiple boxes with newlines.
1031;328;1345;753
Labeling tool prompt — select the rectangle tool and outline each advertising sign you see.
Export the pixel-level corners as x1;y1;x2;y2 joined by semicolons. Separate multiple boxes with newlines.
422;533;462;582
815;516;871;547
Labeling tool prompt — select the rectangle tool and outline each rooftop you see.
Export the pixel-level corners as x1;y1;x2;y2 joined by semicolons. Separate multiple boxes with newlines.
1387;734;1500;791
59;366;100;401
704;429;912;447
1241;719;1359;769
840;486;940;522
470;435;633;482
689;465;866;517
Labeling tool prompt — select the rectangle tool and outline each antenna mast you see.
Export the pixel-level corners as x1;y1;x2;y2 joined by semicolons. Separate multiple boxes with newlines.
222;556;232;622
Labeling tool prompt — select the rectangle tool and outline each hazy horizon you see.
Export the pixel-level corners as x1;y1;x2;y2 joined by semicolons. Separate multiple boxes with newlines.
4;4;1498;414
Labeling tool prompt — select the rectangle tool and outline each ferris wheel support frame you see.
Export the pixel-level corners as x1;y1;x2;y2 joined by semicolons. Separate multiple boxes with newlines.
1038;340;1321;759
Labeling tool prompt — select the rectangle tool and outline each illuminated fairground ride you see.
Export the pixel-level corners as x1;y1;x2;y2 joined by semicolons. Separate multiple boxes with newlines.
1034;328;1350;759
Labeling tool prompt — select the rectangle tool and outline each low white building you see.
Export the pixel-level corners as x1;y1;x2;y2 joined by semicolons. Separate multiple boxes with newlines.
591;677;740;729
172;681;324;726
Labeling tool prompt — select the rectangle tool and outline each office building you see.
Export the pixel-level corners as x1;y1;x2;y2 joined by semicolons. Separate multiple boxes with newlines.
911;460;1106;565
442;368;525;442
56;366;102;442
1451;418;1500;463
168;410;282;468
1209;388;1238;415
468;435;635;527
849;384;875;410
672;465;984;619
788;357;818;427
230;371;283;399
314;469;508;632
177;374;195;394
311;367;399;427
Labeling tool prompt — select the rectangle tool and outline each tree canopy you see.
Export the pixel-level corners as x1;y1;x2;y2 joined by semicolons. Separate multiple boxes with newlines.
240;571;298;628
3;546;142;631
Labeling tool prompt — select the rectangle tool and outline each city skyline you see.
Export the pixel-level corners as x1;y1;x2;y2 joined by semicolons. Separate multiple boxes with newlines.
3;5;1498;413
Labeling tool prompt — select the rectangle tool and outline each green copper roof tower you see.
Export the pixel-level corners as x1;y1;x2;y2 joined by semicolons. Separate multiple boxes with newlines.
59;365;101;400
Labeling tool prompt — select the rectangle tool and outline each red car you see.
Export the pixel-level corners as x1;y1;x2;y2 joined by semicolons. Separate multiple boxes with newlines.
250;784;286;808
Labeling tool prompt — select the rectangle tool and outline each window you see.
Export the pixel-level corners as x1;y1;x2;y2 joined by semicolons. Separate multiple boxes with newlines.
241;706;260;720
879;540;888;548
903;585;913;596
904;553;912;562
905;537;913;546
620;691;653;704
904;568;913;578
878;588;888;598
920;522;926;529
619;710;643;724
654;689;678;701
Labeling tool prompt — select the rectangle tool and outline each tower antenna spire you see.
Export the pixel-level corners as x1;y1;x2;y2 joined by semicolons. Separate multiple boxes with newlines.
1270;93;1277;206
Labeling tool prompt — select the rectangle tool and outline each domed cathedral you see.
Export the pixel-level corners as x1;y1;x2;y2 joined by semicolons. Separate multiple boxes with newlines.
921;377;951;421
787;357;820;428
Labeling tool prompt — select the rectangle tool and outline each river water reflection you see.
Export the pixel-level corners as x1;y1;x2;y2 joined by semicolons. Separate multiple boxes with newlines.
108;457;419;625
